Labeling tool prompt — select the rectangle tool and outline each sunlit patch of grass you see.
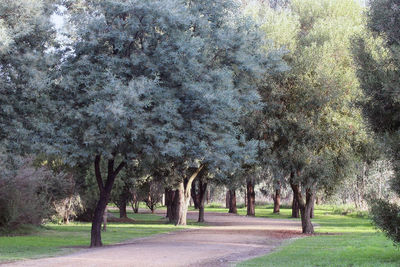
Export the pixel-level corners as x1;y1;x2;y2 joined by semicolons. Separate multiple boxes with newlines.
234;205;400;267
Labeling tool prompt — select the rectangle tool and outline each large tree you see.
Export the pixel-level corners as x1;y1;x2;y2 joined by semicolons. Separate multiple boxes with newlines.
149;0;284;226
0;0;57;154
44;0;193;247
352;0;400;245
247;0;370;233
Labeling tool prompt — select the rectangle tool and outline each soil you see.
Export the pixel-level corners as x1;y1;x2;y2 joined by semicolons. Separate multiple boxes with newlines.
2;211;305;267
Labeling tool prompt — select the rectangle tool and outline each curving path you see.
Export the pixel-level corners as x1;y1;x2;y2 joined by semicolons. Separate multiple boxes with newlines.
3;211;305;267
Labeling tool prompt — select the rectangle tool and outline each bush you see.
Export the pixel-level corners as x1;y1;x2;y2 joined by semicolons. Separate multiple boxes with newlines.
0;157;81;229
369;199;400;246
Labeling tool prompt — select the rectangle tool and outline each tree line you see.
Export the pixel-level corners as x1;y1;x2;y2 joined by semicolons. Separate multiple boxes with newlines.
1;0;399;248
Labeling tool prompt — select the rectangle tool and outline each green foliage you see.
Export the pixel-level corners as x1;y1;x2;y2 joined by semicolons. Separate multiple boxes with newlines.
370;199;400;246
0;158;75;228
352;0;400;246
0;0;57;150
246;0;371;194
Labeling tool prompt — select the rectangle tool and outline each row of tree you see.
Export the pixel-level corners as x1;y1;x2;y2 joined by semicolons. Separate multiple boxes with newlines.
1;0;400;247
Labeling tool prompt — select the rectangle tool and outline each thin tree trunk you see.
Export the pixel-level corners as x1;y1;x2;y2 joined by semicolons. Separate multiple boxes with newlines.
247;180;255;216
170;189;179;223
291;191;300;218
198;180;208;222
206;186;210;204
119;198;127;218
310;199;314;219
102;208;107;231
131;190;139;213
90;155;126;247
228;189;237;214
131;200;139;214
226;190;230;209
191;179;200;209
165;188;171;218
244;189;247;207
175;165;205;225
273;188;281;213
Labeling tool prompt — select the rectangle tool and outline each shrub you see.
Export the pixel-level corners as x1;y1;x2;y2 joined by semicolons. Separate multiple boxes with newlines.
369;199;400;246
0;157;81;229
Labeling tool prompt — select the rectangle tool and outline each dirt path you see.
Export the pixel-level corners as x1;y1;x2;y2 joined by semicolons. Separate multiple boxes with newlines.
3;212;304;267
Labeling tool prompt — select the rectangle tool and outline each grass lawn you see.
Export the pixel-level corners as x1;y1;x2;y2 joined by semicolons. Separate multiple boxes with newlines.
0;209;197;263
228;204;400;267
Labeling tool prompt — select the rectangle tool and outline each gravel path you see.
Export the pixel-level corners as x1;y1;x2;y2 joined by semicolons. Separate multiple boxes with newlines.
3;211;304;267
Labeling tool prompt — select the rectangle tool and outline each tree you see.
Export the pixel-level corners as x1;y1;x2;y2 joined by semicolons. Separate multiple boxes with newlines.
157;0;284;226
352;0;400;245
44;0;193;247
247;0;370;233
0;0;57;156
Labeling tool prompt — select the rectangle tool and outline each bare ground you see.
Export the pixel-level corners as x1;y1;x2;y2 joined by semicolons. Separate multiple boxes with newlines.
2;211;305;267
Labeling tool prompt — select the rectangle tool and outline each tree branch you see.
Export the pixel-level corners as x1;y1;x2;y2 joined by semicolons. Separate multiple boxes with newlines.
94;155;104;194
184;164;205;199
113;161;127;178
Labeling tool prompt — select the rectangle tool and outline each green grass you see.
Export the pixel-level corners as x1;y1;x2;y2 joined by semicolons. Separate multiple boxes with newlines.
232;205;400;267
0;210;197;263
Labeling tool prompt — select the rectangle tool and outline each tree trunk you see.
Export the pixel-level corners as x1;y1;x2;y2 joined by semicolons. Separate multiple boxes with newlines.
91;194;107;247
119;198;127;218
247;180;255;216
131;200;139;214
165;188;172;219
226;190;230;209
290;182;314;234
90;155;126;247
273;188;281;213
102;208;107;232
291;192;300;218
131;191;139;213
198;180;208;223
206;186;210;204
310;198;315;219
175;165;205;226
170;189;179;223
175;182;188;225
191;179;200;209
228;189;237;214
244;189;247;207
